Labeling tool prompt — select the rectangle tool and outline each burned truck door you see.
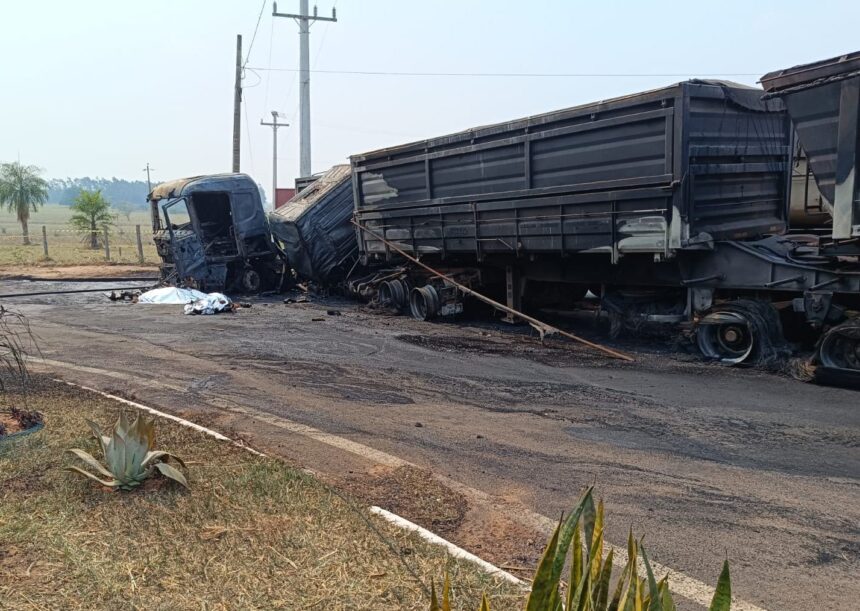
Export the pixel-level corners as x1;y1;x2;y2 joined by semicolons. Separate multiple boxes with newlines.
230;190;274;258
162;198;225;289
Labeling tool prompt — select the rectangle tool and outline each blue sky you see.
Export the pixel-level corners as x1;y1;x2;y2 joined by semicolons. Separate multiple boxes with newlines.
2;0;858;198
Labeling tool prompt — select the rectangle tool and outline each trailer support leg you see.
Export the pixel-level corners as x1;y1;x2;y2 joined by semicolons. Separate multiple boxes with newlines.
503;265;521;324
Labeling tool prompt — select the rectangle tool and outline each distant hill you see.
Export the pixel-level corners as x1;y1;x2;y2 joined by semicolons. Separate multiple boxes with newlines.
48;177;150;208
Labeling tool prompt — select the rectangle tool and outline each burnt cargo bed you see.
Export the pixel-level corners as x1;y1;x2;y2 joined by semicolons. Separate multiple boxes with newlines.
351;81;791;263
269;165;357;284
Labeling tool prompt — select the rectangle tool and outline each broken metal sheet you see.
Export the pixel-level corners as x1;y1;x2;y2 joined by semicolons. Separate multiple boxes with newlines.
138;287;209;304
268;164;357;284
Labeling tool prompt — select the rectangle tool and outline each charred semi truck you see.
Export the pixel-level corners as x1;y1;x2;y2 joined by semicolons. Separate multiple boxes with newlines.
148;174;286;292
350;53;860;378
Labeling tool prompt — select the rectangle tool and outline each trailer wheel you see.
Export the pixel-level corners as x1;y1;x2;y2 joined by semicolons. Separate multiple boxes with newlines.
379;278;410;310
817;320;860;371
409;285;440;321
241;268;262;293
695;300;785;366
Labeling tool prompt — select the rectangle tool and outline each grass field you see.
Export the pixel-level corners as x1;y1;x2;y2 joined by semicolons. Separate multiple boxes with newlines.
0;204;159;266
0;376;521;610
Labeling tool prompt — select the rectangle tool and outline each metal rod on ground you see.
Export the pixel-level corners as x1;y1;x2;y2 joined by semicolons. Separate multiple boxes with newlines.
42;225;48;259
351;219;634;362
104;227;110;261
0;286;153;299
135;225;144;263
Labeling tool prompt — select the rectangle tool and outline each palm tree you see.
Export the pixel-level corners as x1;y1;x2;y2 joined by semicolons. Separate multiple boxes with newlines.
0;162;48;245
70;189;115;249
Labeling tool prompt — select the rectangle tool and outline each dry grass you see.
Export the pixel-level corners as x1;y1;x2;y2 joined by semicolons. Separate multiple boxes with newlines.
0;377;524;610
0;204;159;266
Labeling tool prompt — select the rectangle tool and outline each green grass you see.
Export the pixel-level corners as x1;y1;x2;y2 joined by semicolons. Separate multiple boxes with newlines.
0;204;159;266
0;377;523;610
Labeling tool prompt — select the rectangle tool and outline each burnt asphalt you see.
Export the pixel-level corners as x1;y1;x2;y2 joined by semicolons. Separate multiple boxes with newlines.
3;279;858;610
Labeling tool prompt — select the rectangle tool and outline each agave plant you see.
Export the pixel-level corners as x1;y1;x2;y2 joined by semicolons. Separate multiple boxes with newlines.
431;487;732;611
65;412;188;491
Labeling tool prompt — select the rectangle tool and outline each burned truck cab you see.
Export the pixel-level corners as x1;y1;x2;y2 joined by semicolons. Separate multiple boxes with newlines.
148;173;284;292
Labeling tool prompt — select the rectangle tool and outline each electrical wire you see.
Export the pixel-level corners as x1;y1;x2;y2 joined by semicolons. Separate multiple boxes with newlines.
243;0;269;69
249;67;761;78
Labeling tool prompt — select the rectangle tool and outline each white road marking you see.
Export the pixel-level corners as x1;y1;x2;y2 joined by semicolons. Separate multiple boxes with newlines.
36;357;769;611
370;506;525;586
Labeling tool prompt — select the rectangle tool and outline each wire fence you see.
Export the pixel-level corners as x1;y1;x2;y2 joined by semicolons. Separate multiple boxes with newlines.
0;224;159;266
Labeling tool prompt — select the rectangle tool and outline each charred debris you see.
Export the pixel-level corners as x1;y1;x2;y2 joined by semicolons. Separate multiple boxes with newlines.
143;50;860;382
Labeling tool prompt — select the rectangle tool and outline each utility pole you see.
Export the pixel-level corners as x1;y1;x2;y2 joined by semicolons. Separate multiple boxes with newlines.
232;34;243;173
272;1;336;177
143;163;154;193
261;111;289;211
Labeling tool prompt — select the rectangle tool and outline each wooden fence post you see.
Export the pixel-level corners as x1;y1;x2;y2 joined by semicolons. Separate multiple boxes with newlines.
104;227;111;261
42;225;49;259
135;225;145;263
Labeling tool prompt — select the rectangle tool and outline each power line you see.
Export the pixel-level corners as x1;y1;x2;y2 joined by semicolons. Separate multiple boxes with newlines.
243;0;269;69
247;67;761;78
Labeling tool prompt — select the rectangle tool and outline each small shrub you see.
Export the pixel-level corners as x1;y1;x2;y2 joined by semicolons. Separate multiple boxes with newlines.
431;487;732;610
65;412;188;490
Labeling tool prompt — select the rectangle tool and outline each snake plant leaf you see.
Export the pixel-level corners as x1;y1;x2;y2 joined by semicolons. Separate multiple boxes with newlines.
608;550;631;611
65;448;114;479
525;516;561;611
154;461;189;488
567;524;583;610
478;592;491;611
708;560;731;611
657;577;677;611
583;492;597;560
430;582;439;611
595;548;614;609
591;499;605;582
545;488;593;606
442;572;450;611
640;546;663;611
64;466;120;488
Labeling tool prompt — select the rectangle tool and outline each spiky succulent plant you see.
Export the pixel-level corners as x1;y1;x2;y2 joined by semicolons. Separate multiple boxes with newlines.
65;412;188;491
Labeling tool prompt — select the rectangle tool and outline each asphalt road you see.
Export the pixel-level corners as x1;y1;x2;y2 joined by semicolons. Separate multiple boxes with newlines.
3;280;858;610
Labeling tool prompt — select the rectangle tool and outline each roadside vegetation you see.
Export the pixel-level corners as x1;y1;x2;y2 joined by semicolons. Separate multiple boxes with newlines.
0;203;158;266
0;377;520;610
69;189;116;250
0;161;48;246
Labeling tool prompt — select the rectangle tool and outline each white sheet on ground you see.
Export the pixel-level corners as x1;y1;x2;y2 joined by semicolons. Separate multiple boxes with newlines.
137;287;209;304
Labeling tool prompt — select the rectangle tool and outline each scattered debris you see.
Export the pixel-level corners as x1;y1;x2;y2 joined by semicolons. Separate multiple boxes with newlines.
184;293;234;316
415;422;423;428
108;290;141;302
311;317;325;322
326;310;341;316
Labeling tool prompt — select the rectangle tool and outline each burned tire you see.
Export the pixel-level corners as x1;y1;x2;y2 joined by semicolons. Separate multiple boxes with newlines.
695;300;786;366
379;278;410;310
817;320;860;373
241;268;262;293
409;285;440;321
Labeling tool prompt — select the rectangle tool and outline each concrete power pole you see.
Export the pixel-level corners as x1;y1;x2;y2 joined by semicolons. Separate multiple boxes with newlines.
232;34;243;173
143;163;154;193
272;1;336;177
261;112;289;210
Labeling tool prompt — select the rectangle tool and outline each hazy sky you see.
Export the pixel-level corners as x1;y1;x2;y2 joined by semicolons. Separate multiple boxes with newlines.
3;0;859;199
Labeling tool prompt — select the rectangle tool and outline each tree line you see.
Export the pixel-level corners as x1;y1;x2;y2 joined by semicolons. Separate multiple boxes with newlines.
1;162;132;247
48;177;150;208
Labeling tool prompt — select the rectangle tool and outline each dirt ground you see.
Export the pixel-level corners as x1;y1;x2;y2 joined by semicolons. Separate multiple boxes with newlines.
0;264;157;280
2;279;858;610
